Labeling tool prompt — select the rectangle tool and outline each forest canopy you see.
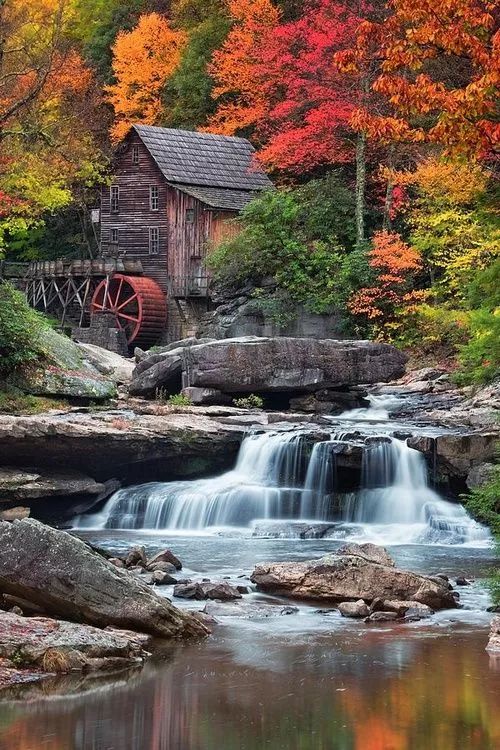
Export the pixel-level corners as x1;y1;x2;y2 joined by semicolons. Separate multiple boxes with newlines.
0;0;498;382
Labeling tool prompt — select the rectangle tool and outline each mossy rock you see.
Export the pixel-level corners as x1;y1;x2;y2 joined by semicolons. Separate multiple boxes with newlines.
8;327;116;401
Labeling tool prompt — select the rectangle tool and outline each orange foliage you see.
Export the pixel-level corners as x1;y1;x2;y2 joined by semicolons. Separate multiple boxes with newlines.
106;13;187;142
336;0;499;157
349;230;424;321
206;0;281;135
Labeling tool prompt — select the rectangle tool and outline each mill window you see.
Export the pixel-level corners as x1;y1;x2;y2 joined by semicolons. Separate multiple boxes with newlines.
150;185;159;211
110;185;119;213
132;144;139;165
185;208;195;223
149;227;160;255
110;228;119;247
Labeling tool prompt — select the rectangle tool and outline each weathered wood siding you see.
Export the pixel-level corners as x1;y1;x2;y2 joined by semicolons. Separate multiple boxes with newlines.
101;132;241;296
101;132;170;292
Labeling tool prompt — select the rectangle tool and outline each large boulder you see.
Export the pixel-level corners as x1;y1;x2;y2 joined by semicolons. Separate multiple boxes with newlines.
129;336;406;399
182;337;406;393
0;519;208;639
9;327;116;400
250;543;457;610
129;348;184;397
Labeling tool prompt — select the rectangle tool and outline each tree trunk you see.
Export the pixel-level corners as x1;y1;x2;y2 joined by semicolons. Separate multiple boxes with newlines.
355;129;366;247
382;145;395;231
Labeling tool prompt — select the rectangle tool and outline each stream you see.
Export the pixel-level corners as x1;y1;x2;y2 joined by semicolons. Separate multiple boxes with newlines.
0;394;498;750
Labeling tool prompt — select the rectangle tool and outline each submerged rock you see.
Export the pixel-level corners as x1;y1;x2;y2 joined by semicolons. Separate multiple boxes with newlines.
202;600;299;619
250;543;457;610
173;581;242;601
0;519;208;639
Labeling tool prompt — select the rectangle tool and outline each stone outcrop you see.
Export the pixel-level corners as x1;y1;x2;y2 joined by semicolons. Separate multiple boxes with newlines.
486;616;500;652
129;336;407;400
407;433;497;479
0;409;243;482
250;543;457;609
0;467;119;521
0;519;208;639
0;611;149;674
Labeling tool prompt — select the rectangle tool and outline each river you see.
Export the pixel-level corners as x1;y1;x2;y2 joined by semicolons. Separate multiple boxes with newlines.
0;395;498;749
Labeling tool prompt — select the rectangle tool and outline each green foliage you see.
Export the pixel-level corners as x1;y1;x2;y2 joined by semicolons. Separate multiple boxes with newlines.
465;466;500;536
395;304;470;352
0;386;68;415
233;394;264;409
465;466;500;605
162;15;231;129
156;389;192;406
208;177;365;319
0;283;48;373
456;309;500;385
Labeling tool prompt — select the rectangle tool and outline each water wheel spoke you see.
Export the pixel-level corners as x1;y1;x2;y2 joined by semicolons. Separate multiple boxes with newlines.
117;311;141;324
115;293;138;312
111;277;124;308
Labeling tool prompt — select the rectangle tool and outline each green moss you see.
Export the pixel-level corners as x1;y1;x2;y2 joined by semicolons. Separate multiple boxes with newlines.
0;385;69;414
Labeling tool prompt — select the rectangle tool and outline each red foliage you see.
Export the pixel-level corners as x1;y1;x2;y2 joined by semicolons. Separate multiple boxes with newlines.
208;0;361;173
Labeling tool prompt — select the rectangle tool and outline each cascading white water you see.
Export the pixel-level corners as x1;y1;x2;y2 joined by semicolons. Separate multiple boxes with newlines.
76;432;306;531
340;438;489;544
75;430;489;545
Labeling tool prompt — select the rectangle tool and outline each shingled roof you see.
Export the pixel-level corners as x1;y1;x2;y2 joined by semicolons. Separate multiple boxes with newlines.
132;125;272;210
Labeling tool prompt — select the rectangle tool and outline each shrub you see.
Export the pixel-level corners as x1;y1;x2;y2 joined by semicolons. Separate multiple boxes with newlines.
155;390;193;406
456;308;500;385
0;282;48;373
233;394;263;409
465;466;500;605
207;179;366;321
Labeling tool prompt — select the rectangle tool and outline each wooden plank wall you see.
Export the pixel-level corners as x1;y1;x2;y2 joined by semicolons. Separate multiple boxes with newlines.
101;131;241;297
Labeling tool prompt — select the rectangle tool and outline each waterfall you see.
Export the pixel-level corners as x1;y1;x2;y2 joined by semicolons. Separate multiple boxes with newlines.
342;439;489;544
75;431;489;545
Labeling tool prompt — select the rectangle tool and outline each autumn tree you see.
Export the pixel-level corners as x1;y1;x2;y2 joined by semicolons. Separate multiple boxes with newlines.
337;0;499;158
0;0;105;255
348;230;424;326
207;0;281;136
106;13;187;142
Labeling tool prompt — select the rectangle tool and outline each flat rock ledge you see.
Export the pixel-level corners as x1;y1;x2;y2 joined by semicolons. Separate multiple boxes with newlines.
250;543;457;611
0;519;208;640
0;611;150;691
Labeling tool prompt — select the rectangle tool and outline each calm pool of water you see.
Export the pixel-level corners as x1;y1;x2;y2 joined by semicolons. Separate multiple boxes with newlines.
0;535;498;750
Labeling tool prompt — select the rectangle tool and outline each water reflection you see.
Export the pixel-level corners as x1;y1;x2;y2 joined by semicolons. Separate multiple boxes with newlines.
0;630;498;750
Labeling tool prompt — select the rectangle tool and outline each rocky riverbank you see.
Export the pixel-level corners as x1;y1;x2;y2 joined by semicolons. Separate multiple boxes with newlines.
0;521;470;693
0;518;209;691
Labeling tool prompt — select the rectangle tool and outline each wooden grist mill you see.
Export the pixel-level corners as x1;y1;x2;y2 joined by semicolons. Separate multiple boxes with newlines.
25;258;167;349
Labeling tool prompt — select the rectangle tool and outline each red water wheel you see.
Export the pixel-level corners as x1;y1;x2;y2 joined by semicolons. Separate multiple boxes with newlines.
90;274;167;347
